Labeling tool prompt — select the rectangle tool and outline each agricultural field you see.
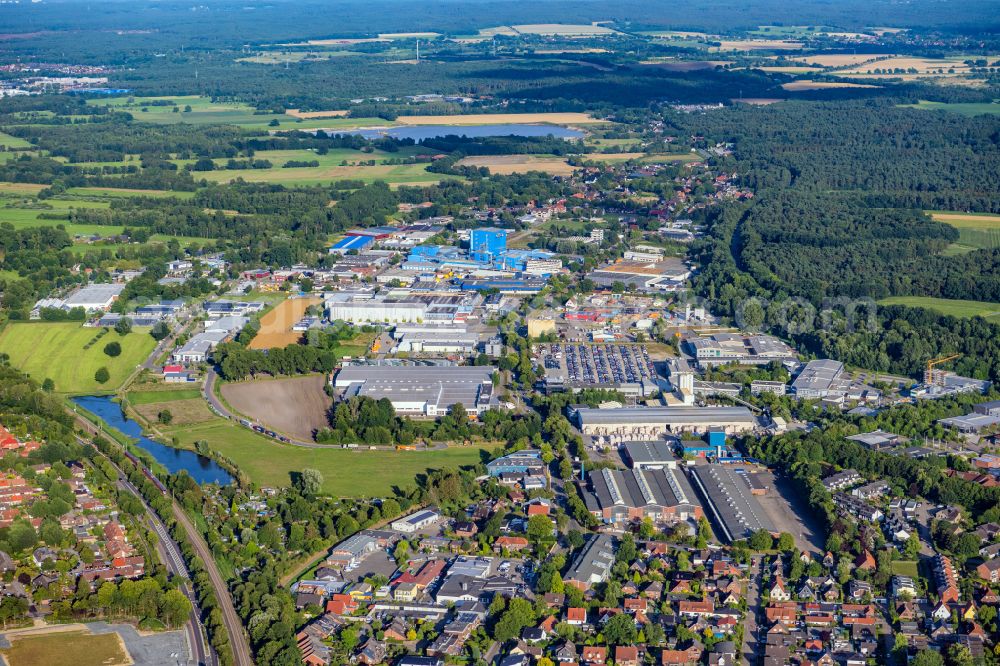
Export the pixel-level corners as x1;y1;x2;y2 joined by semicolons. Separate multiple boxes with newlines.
901;100;1000;116
782;80;880;90
248;296;321;349
163;417;498;496
87;95;384;130
220;375;331;440
0;196;119;236
284;109;350;119
837;56;975;80
64;187;196;200
714;39;804;51
179;146;428;171
128;388;203;405
0;182;45;195
456;155;576;176
0;630;131;666
393;112;600;126
479;24;618;37
791;53;884;67
0;323;157;394
878;296;1000;319
930;211;1000;251
201;161;448;186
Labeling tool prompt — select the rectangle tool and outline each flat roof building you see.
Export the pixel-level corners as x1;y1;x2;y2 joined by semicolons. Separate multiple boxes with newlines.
573;406;756;439
621;440;677;469
63;283;126;311
333;364;498;417
689;465;777;542
792;359;852;399
391;509;441;534
685;333;797;369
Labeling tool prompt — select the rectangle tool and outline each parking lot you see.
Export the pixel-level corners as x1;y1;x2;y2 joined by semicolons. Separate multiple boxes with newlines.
537;343;658;387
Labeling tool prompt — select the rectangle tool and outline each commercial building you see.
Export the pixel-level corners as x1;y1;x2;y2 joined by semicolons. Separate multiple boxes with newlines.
685;333;797;369
393;331;479;354
329;235;375;254
791;359;852;399
846;430;902;450
57;283;127;312
621;440;677;470
564;534;616;591
587;257;691;293
325;532;380;568
325;291;426;324
939;412;1000;434
332;364;498;417
689;465;777;542
391;509;441;534
572;406;756;440
582;466;702;526
486;451;546;477
203;299;266;318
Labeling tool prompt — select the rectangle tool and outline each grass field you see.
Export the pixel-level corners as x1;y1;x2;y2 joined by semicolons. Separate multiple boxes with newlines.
714;39;804;51
163;418;497;496
0;196;121;236
1;630;131;666
65;186;196;200
902;100;1000;116
201;162;449;186
134;398;215;426
0;323;156;393
249;296;321;349
930;210;1000;250
782;80;880;90
127;388;202;405
87;95;385;130
178;146;428;171
879;296;1000;319
481;24;618;36
890;560;920;577
393;112;599;125
0;132;33;149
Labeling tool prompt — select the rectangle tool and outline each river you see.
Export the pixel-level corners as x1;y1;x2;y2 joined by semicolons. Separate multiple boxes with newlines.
72;396;233;486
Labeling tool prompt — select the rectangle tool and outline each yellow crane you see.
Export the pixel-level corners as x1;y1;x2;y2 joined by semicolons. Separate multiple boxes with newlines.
924;353;961;385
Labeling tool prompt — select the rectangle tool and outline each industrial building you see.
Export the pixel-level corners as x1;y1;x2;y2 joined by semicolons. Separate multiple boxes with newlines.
685;333;797;369
391;509;441;534
564;533;616;591
791;359;853;399
587;257;691;293
621;440;677;470
572;406;757;440
34;283;127;315
688;465;777;542
325;291;427;324
486;451;546;477
332;364;498;417
581;466;702;526
469;228;508;262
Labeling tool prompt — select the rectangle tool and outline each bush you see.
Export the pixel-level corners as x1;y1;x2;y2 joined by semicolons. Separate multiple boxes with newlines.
104;341;122;357
94;367;110;384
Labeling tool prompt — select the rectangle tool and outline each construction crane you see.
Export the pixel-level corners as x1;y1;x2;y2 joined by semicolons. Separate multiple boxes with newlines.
924;353;961;386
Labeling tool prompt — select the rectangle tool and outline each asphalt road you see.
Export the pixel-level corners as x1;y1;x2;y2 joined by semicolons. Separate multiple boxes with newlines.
742;558;762;666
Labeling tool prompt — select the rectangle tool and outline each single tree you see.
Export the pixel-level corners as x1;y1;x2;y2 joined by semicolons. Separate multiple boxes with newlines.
94;367;111;384
104;341;122;357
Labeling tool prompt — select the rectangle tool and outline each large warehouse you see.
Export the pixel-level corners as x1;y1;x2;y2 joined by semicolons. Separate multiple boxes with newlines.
572;406;757;439
689;465;777;542
582;466;703;526
332;364;498;417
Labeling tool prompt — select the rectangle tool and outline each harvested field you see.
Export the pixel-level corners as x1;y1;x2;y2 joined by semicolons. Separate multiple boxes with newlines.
758;66;823;74
285;109;350;119
0;182;45;195
393;112;599;125
457;155;575;175
840;56;972;75
732;98;784;105
378;32;441;39
793;53;883;67
133;398;215;426
715;39;803;51
1;630;131;666
482;24;618;36
220;375;332;441
782;80;880;90
640;60;728;71
249;297;321;349
930;212;1000;228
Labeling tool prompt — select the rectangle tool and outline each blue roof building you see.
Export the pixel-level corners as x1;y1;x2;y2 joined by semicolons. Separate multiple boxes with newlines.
329;235;374;254
470;228;507;262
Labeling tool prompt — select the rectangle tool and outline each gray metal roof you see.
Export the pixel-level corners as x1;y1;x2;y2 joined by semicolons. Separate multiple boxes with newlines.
589;467;700;513
690;465;776;542
565;533;616;586
622;440;676;466
575;406;755;425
